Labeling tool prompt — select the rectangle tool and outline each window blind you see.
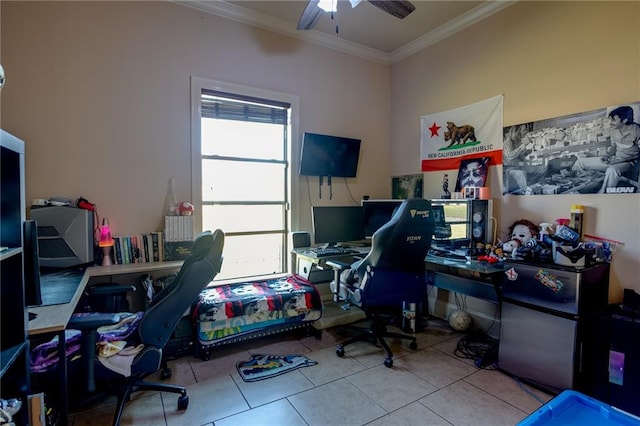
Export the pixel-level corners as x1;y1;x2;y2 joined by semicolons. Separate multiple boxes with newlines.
201;89;290;125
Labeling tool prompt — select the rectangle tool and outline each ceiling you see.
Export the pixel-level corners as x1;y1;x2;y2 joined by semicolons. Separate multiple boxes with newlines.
175;0;516;64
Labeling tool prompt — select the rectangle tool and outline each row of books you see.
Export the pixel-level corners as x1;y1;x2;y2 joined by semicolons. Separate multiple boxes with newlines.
164;216;194;242
112;233;195;264
112;232;164;265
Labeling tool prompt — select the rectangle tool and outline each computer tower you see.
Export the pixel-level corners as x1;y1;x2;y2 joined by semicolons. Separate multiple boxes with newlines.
430;199;493;257
582;303;640;416
30;206;94;268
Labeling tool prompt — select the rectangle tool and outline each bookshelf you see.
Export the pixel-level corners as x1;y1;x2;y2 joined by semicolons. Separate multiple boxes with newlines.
0;130;30;425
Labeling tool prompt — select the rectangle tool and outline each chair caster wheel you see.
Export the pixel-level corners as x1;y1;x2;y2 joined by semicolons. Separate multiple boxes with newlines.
161;367;172;380
336;345;345;357
409;341;417;350
384;357;393;368
177;395;189;410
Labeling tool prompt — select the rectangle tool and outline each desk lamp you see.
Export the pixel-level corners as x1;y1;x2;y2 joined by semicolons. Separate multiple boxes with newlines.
99;218;114;266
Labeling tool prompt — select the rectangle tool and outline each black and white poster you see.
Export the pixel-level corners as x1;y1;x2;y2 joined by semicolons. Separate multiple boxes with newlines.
503;102;640;195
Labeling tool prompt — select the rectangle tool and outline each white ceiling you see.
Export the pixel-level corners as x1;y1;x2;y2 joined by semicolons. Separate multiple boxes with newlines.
175;0;517;64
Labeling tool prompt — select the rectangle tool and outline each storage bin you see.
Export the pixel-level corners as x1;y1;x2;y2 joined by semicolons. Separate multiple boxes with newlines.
518;390;640;426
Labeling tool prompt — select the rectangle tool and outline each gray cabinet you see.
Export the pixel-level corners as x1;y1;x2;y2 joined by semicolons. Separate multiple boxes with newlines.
498;261;610;393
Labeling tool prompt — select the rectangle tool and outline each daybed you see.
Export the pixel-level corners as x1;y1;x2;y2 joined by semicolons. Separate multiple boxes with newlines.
192;274;323;360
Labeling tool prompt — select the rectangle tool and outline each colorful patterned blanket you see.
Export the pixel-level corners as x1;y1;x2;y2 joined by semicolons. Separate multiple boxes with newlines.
193;275;322;344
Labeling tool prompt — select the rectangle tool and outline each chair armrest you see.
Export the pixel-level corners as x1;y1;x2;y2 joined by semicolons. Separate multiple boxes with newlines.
68;313;120;394
68;313;120;331
325;260;351;271
326;260;352;303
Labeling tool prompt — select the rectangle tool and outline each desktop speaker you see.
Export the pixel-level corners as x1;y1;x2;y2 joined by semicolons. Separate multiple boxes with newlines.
292;231;311;248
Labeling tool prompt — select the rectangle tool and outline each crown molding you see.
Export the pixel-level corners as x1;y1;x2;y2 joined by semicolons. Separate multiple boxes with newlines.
174;0;517;65
390;1;518;63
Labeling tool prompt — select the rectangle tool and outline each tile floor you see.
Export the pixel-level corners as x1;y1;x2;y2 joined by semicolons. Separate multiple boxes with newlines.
69;317;553;426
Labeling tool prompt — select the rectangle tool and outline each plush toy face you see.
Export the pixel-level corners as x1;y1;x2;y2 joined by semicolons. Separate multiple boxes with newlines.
502;240;520;253
511;224;534;244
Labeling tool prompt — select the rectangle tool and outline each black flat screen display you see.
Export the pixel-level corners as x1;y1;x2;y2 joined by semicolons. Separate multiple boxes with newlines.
312;206;364;246
361;199;403;238
299;132;361;177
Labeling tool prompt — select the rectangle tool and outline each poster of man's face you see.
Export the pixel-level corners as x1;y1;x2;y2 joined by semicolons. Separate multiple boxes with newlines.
455;157;490;191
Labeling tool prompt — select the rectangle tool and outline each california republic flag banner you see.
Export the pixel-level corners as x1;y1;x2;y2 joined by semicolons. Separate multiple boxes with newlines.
421;95;503;172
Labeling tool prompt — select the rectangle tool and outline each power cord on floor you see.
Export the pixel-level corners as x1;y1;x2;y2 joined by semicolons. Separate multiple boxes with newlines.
454;330;498;369
511;375;548;404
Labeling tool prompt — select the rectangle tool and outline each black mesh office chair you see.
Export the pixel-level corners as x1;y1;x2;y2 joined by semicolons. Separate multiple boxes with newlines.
68;229;224;426
327;199;434;367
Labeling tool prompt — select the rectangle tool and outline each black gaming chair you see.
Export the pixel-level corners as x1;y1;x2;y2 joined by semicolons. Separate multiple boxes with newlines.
327;199;434;368
68;229;224;425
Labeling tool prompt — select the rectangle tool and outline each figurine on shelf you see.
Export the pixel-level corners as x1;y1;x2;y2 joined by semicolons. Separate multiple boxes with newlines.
442;173;451;199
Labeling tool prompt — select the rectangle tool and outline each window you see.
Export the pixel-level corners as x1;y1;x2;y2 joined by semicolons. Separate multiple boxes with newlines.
191;78;298;281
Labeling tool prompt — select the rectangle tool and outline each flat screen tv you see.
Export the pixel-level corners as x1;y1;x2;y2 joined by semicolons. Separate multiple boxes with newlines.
299;132;361;177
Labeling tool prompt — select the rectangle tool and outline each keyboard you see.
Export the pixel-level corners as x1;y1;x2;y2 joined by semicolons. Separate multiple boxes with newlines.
303;247;358;258
428;249;469;261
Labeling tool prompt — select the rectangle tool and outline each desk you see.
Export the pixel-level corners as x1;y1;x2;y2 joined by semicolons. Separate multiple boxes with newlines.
291;247;369;282
29;261;183;336
424;256;503;302
292;248;503;302
28;261;182;425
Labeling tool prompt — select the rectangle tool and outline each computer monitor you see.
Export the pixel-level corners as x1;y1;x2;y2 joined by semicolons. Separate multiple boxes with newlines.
361;199;403;238
23;220;43;306
311;206;364;247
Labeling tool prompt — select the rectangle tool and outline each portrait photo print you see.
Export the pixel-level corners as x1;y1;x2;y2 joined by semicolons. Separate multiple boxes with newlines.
455;156;490;192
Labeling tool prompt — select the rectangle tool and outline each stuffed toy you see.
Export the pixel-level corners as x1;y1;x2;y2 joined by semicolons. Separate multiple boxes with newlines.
501;219;540;258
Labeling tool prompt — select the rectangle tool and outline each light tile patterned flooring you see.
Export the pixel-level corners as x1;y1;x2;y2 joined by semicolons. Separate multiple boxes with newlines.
70;318;552;426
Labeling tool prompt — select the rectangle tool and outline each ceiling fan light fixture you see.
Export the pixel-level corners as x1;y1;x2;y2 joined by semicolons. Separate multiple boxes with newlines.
297;0;415;31
318;0;337;13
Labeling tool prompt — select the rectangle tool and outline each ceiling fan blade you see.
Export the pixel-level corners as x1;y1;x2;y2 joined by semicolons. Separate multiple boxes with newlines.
367;0;416;19
297;0;323;30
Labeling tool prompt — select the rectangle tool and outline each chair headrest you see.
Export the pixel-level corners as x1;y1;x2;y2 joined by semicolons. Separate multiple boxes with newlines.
362;198;434;272
191;231;214;258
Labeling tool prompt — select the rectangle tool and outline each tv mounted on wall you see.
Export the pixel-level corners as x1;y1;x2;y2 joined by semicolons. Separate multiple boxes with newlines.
299;132;361;177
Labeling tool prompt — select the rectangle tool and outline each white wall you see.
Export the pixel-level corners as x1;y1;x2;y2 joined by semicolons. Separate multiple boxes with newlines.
391;1;640;301
0;1;391;238
2;1;638;301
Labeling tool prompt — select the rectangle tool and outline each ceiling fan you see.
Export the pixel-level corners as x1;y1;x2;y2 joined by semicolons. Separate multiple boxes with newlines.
297;0;416;31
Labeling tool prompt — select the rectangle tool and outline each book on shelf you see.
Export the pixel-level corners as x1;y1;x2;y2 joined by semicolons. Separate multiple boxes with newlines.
164;240;193;261
113;236;123;265
151;232;160;262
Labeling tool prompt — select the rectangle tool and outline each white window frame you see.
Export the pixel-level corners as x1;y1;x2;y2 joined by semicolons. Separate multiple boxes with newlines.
190;76;301;264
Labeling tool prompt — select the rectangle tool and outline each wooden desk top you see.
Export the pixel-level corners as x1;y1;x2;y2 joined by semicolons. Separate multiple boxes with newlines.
28;261;182;336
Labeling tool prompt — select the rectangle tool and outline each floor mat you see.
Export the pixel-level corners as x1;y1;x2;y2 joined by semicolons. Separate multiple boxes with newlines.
236;354;318;382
